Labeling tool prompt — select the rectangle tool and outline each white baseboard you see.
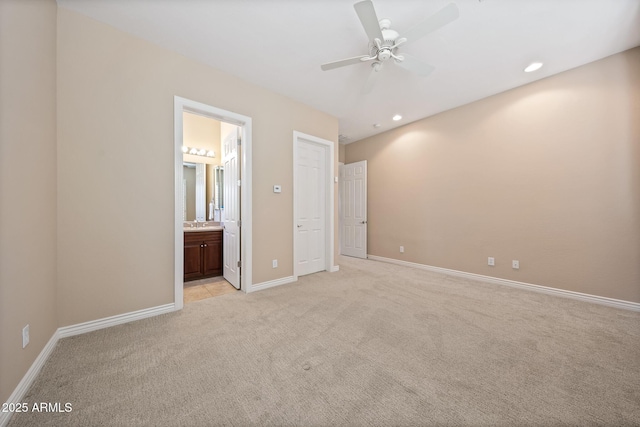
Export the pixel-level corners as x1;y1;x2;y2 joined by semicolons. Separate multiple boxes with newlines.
0;331;59;427
367;255;640;312
1;302;178;427
58;303;176;338
251;266;339;292
249;276;296;293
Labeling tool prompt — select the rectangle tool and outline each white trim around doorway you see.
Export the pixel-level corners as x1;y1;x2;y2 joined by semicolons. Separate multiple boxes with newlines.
174;96;253;310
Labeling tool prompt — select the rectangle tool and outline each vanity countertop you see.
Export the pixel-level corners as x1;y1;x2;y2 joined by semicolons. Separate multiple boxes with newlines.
184;226;223;232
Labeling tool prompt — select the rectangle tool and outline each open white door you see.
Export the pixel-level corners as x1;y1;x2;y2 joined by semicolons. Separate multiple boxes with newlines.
223;129;240;289
340;160;367;259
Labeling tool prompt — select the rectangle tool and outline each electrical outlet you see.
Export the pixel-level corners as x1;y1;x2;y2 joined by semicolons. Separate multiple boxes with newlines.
272;259;278;268
22;324;29;348
488;257;495;266
399;246;404;253
512;260;520;269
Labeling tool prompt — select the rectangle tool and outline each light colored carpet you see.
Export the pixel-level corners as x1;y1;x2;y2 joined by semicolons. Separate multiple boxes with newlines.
8;256;640;426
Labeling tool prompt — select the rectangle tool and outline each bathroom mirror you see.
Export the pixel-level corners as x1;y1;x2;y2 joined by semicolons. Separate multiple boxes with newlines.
183;162;204;221
183;162;223;222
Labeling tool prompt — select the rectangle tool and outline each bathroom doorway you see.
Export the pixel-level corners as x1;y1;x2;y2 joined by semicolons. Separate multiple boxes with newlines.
174;96;253;310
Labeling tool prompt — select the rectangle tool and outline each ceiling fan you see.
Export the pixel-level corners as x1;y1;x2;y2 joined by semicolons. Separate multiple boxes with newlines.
321;0;459;92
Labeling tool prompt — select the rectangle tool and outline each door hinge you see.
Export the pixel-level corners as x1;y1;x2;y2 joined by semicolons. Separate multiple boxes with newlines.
237;137;242;146
238;220;242;227
237;179;241;187
237;260;242;268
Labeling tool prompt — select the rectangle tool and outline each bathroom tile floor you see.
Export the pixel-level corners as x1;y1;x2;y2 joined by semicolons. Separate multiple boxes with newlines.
183;277;237;303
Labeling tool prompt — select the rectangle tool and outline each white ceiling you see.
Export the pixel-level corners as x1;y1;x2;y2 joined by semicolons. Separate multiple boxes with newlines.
57;0;640;143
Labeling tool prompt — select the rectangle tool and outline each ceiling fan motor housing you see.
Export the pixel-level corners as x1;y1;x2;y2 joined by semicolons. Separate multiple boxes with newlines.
381;29;399;44
373;19;400;62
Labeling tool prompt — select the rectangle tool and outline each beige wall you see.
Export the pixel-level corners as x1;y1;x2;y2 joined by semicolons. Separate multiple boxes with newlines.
56;7;339;326
220;122;237;144
206;163;215;218
182;111;221;166
339;143;346;163
183;165;196;221
0;0;58;402
346;47;640;303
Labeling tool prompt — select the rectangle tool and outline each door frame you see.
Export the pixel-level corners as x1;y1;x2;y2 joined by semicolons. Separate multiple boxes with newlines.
174;96;253;310
292;131;335;280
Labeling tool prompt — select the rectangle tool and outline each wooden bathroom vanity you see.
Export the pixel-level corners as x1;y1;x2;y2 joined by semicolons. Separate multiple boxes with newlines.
184;229;223;281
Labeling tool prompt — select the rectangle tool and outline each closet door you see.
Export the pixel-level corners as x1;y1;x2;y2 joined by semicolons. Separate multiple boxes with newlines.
295;139;326;276
340;161;367;259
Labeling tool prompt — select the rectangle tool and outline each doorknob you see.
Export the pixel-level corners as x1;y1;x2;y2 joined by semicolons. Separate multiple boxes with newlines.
297;225;302;228
361;221;367;224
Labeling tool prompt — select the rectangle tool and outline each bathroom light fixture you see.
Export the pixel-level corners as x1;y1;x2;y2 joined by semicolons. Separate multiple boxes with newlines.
392;114;402;121
182;146;215;158
524;62;543;73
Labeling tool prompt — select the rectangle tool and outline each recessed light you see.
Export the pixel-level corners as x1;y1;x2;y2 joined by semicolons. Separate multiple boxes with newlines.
524;62;543;73
392;114;402;121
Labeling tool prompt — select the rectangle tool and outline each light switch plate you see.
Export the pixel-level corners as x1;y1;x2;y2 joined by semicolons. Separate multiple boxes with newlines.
22;324;29;348
273;185;281;193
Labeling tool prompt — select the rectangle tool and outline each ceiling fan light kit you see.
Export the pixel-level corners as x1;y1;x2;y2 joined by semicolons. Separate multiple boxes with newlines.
321;0;459;92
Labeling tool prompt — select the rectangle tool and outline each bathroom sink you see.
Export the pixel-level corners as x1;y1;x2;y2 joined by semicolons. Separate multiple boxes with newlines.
184;225;223;232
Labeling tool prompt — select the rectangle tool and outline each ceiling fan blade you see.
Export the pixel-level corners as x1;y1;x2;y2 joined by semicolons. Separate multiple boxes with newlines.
354;0;384;43
395;54;435;76
363;62;382;93
402;3;459;46
321;55;371;71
